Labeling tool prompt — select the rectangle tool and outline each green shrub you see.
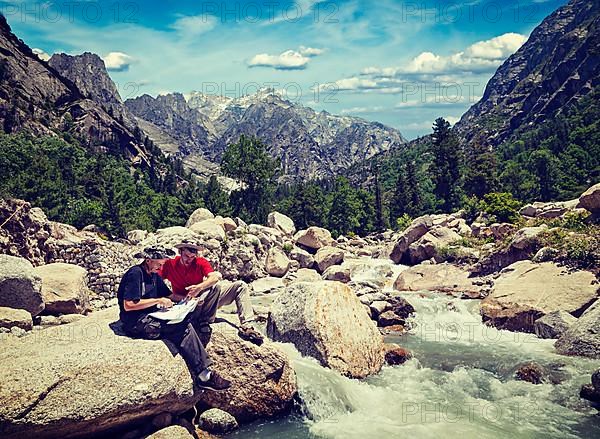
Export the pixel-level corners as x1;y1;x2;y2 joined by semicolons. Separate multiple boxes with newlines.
461;195;482;224
282;243;293;254
480;192;522;223
395;213;413;231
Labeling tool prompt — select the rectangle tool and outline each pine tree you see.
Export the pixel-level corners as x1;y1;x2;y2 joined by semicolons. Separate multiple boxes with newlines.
390;166;410;226
464;139;498;198
203;175;230;216
221;135;279;223
431;117;463;212
372;161;386;231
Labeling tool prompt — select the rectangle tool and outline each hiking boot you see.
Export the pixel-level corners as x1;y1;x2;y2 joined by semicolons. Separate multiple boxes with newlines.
238;324;264;346
196;370;231;391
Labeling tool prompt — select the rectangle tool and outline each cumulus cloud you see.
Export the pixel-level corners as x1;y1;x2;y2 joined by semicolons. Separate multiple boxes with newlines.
170;15;217;38
364;33;528;76
32;48;51;61
248;45;325;70
299;46;325;57
103;52;134;72
248;50;309;70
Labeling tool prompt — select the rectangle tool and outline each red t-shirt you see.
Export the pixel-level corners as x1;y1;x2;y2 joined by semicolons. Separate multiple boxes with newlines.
160;256;214;298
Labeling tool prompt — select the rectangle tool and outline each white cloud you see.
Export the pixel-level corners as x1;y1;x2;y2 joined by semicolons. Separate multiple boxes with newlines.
103;52;134;72
321;77;378;91
32;48;50;61
299;46;325;57
248;50;310;70
363;33;528;76
340;106;385;114
170;15;217;38
464;33;528;60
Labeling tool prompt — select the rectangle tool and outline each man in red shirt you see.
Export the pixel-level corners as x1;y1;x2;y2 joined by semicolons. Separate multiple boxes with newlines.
160;238;264;345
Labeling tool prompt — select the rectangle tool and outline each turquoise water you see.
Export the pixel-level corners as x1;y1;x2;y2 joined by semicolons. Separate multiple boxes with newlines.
228;291;599;439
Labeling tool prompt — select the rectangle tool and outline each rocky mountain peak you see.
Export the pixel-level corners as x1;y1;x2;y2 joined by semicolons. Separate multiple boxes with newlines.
0;15;148;164
455;0;600;146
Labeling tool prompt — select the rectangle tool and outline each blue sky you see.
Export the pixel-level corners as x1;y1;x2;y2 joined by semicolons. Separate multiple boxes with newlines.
1;0;566;139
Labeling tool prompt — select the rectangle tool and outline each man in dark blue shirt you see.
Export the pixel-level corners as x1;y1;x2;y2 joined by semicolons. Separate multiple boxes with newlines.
117;246;230;391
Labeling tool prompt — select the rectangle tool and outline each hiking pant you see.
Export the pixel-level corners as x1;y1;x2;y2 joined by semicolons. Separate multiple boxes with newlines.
209;280;255;325
125;315;212;377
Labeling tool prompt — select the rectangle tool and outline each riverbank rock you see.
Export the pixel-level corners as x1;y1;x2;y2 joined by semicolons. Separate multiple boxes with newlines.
288;247;314;269
394;263;483;298
384;343;412;366
200;321;297;422
33;263;90;315
407;227;462;264
389;217;432;264
580;369;600;404
514;362;547;384
322;265;351;283
186;208;215;227
314;246;344;273
267;212;296;236
0;308;199;439
0;306;33;330
555;300;600;358
534;311;577;339
267;281;385;378
188;220;225;241
0;307;297;438
579;183;600;213
265;248;290;277
250;277;285;295
294;227;333;250
148;425;195;439
198;408;238;434
480;261;598;332
0;255;44;316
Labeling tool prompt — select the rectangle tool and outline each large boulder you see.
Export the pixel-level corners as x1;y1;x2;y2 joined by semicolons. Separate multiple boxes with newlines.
288;247;314;269
293;227;333;250
555;301;600;358
147;426;195;439
186;208;215;227
407;227;462;265
0;255;44;316
267;281;385;378
510;225;547;250
265;248;290;277
314;246;344;273
198;408;238;434
33;263;90;315
0;308;297;438
151;227;200;249
267;212;296;236
199;321;297;422
0;199;50;266
578;183;600;213
534;311;577;339
188;220;226;241
481;261;599;332
250;277;285;295
394;263;483;298
0;306;33;331
0;308;198;439
389;216;432;264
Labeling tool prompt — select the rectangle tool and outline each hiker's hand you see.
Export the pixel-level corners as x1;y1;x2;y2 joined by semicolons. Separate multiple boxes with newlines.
185;284;204;298
157;297;173;309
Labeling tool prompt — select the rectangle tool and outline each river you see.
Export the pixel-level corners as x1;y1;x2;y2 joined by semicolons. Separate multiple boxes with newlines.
228;261;600;439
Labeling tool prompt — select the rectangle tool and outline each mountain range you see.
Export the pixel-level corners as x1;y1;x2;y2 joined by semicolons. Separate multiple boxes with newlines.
0;0;598;187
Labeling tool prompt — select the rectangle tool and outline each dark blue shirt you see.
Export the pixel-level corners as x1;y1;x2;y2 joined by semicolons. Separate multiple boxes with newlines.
117;264;172;328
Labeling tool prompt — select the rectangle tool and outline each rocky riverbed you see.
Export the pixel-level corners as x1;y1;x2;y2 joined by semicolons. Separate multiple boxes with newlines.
0;183;599;438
